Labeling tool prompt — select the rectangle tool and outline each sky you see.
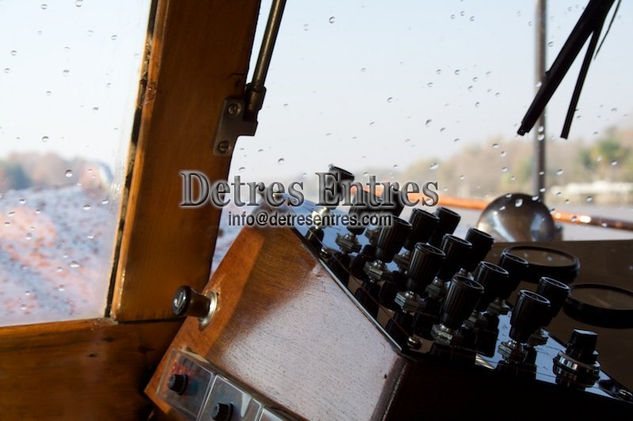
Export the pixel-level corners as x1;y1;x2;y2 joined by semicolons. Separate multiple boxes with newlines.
0;0;631;181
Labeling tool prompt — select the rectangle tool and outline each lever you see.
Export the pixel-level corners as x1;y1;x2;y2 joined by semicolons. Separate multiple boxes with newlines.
531;276;570;344
429;207;461;247
461;228;494;275
431;275;483;346
394;209;439;271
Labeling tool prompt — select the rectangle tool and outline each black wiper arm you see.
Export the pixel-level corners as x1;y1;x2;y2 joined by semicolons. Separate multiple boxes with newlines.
517;0;616;139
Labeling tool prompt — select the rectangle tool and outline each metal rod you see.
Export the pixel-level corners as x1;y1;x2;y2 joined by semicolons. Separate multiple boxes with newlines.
534;0;547;201
251;0;287;91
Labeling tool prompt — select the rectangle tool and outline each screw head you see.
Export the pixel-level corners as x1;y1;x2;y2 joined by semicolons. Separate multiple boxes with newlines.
227;102;241;116
217;140;230;154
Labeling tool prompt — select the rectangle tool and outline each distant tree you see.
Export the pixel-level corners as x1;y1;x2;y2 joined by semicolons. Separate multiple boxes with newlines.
0;160;31;191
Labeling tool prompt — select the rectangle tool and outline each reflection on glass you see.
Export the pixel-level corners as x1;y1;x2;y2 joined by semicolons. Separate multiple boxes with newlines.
0;0;151;326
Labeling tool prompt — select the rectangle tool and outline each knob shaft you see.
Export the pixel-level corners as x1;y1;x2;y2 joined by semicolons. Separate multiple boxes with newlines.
509;290;551;343
406;243;445;294
437;234;472;280
347;190;370;235
429;207;461;246
498;252;529;299
463;228;494;272
439;275;484;330
375;217;412;262
474;261;509;312
172;286;211;318
403;209;439;250
537;276;570;321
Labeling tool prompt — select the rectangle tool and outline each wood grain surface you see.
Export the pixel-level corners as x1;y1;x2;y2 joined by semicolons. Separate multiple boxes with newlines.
146;226;407;420
111;0;261;321
0;319;181;421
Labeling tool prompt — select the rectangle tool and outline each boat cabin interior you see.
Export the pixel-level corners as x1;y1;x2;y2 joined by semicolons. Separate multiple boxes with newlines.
1;0;632;420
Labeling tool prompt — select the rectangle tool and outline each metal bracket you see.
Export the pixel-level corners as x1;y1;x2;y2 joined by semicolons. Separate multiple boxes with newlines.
212;97;258;156
211;0;286;156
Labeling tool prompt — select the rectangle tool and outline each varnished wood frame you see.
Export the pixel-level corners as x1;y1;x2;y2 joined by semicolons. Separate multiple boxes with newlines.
0;1;263;419
110;0;262;321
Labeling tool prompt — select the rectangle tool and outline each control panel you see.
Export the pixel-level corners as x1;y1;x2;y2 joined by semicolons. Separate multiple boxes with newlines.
157;349;294;421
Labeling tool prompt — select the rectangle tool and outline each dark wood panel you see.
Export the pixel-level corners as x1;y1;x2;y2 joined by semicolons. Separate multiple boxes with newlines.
0;319;180;421
111;0;262;320
146;226;407;420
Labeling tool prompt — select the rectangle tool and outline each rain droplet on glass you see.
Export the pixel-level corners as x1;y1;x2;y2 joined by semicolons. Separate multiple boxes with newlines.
328;16;335;24
41;136;49;142
430;162;439;170
277;158;285;165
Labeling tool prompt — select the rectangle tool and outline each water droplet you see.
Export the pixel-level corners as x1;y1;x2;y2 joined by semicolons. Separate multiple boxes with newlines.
3;67;11;74
459;175;465;181
65;169;73;178
277;158;285;165
25;232;32;240
596;155;602;163
453;137;460;143
75;0;83;7
564;199;570;205
469;16;475;22
439;127;446;133
57;285;65;292
515;198;523;207
500;151;506;157
475;101;480;108
41;4;48;10
586;196;593;203
41;136;49;142
601;222;607;228
492;143;499;149
69;261;80;269
539;187;546;193
257;148;264;153
611;160;618;167
83;204;91;211
404;138;411;143
427;82;433;88
328;16;335;24
360;67;366;72
92;106;99;111
46;90;52;96
386;96;393;103
436;69;442;75
454;69;460;75
499;205;506;212
101;198;109;205
450;14;455;19
571;215;577;223
56;266;63;273
393;164;398;169
547;41;554;47
429;162;439;170
501;167;508;173
62;69;70;76
610;107;618;113
10;50;17;56
536;81;543;88
510;176;516;182
238;166;245;172
532;195;539;201
425;119;432;127
111;34;118;41
556;169;564;176
537;133;545;141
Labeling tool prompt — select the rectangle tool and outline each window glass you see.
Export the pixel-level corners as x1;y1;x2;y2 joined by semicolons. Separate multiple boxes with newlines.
0;0;151;326
212;0;633;269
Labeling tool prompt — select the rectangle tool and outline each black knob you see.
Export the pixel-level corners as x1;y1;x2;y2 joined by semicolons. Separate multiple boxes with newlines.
474;261;510;312
509;290;551;343
375;217;412;262
463;228;494;272
498;252;529;299
211;402;233;421
429;207;461;246
437;234;472;280
406;243;445;294
439;275;484;330
380;185;405;217
565;329;599;365
347;190;370;235
403;209;439;250
327;165;355;206
537;276;570;321
172;286;210;318
167;373;188;395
